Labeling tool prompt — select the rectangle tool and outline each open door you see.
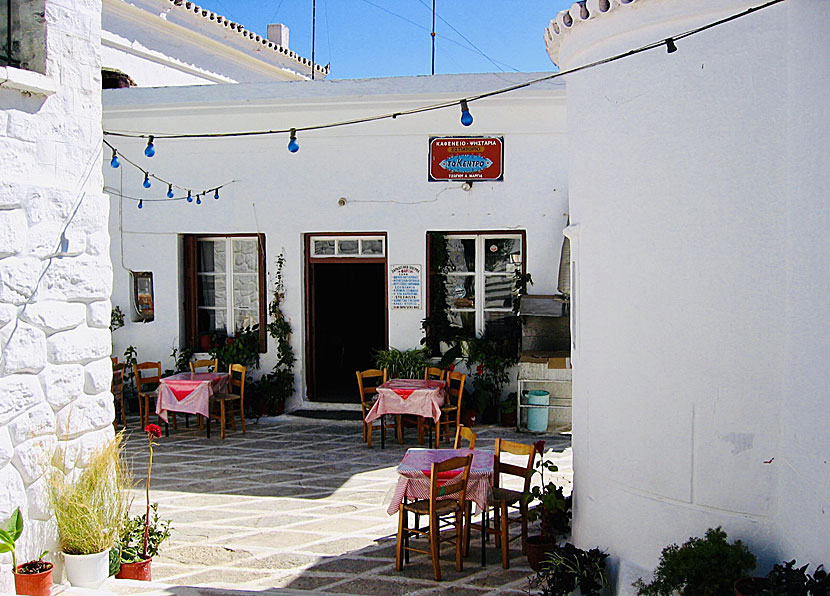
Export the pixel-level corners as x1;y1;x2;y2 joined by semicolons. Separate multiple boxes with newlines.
305;234;388;402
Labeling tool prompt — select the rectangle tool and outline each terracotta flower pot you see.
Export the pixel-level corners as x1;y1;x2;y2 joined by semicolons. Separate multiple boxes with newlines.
116;557;152;581
525;535;556;572
501;411;517;427
13;562;53;596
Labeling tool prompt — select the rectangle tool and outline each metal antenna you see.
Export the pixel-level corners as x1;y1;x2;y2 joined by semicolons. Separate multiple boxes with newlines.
311;0;317;80
431;0;436;75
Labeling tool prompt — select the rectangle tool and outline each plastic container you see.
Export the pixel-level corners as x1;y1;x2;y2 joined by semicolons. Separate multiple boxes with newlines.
526;390;550;432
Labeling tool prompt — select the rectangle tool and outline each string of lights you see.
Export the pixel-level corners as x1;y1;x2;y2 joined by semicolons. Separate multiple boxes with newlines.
103;0;784;208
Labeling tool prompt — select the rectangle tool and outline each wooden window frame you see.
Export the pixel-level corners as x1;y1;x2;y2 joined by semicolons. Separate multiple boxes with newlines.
183;233;267;353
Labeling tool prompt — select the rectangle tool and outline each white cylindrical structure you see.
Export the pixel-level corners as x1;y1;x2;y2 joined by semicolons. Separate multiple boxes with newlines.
547;0;830;591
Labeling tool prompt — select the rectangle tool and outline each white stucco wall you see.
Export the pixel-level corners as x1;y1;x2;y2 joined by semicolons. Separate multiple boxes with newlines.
103;73;568;411
549;0;829;591
0;0;113;588
102;0;324;87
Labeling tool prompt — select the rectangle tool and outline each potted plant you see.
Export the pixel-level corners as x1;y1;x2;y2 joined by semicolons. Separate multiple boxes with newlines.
48;433;131;589
633;527;756;596
0;508;52;596
523;440;573;571
735;560;829;596
530;542;609;596
115;424;170;581
500;394;517;427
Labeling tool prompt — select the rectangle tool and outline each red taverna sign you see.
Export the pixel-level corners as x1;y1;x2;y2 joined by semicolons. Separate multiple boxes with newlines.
429;136;504;182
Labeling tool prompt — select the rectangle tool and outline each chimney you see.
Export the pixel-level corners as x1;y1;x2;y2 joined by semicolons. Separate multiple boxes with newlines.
267;23;289;47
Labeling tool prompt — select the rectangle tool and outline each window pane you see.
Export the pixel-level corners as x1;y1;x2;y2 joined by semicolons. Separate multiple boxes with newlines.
198;240;226;273
446;275;475;309
198;308;227;336
447;238;475;273
361;239;383;255
233;274;259;312
485;238;522;273
234;309;258;333
337;239;359;255
198;274;226;307
232;239;258;273
448;311;476;337
314;239;335;255
484;275;513;309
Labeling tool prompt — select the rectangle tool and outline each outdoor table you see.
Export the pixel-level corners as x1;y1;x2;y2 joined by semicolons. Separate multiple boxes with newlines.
365;379;446;449
388;447;495;566
156;372;228;438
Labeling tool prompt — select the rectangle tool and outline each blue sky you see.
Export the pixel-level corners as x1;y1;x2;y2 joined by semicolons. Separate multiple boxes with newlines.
193;1;572;79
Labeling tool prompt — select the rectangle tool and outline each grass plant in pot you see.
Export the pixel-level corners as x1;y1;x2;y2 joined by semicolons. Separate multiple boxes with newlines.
633;527;756;596
115;424;171;581
523;440;573;571
530;542;609;596
1;508;52;596
48;432;131;589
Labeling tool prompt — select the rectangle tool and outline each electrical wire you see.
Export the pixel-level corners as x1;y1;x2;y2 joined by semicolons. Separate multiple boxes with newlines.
103;0;784;143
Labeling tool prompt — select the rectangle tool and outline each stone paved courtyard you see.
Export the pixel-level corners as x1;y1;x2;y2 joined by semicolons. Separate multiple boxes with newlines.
109;413;572;596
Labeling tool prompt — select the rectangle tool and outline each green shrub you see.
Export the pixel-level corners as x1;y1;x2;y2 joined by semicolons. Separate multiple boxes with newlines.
634;527;756;596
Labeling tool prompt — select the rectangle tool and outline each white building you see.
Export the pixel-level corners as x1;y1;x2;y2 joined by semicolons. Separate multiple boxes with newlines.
546;0;829;589
0;0;113;587
101;0;328;87
103;72;568;411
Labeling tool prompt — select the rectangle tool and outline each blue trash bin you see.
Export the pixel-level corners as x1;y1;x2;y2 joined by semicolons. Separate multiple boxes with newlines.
526;390;550;432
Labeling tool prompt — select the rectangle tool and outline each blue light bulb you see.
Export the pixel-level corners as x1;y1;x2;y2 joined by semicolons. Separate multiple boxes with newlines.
144;136;155;158
187;191;192;203
143;173;151;188
460;100;473;126
214;189;219;200
167;184;174;198
138;199;143;209
287;128;299;153
110;150;120;168
196;194;202;205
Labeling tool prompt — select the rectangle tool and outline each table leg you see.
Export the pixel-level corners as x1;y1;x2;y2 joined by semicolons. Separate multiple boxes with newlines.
381;415;385;450
164;422;169;437
482;508;487;567
404;497;410;564
206;415;211;439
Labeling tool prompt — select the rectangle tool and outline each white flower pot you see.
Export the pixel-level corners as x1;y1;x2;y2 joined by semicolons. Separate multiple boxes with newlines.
63;550;110;589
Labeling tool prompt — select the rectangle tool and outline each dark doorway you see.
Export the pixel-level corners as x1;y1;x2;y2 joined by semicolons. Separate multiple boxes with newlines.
308;261;387;402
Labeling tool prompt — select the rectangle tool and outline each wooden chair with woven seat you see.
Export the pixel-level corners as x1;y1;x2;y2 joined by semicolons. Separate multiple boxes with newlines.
133;361;171;429
189;358;218;373
112;362;126;430
466;438;537;569
412;366;448;444
436;371;465;445
209;363;246;439
356;368;400;448
395;454;473;581
453;424;477;450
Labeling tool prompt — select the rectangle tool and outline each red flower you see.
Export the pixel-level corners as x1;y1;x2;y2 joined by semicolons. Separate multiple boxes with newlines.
145;424;162;438
447;364;455;372
534;440;546;454
476;364;484;375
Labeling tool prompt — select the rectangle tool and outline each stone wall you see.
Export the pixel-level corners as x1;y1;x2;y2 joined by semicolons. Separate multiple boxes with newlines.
0;0;109;588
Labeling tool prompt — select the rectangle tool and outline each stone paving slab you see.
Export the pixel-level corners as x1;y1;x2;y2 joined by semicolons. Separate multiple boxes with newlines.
107;413;572;596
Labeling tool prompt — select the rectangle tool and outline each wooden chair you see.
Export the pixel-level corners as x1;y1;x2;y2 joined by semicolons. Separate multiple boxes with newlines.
395;454;473;581
467;438;537;569
190;358;218;373
133;361;168;428
356;368;400;448
453;425;477;450
436;371;465;445
210;363;246;439
112;363;126;430
424;366;446;381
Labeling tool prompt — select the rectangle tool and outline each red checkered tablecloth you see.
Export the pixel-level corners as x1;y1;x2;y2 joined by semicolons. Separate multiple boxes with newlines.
156;372;228;422
365;379;446;424
387;448;494;515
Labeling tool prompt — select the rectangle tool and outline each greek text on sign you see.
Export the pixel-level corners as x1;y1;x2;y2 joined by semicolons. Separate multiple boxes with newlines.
391;264;422;310
429;136;504;182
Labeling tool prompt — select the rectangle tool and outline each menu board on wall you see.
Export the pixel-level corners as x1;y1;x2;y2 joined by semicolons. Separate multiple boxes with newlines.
391;264;422;310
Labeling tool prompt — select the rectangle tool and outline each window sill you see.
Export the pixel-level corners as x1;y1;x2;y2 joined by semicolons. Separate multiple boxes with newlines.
0;66;57;96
